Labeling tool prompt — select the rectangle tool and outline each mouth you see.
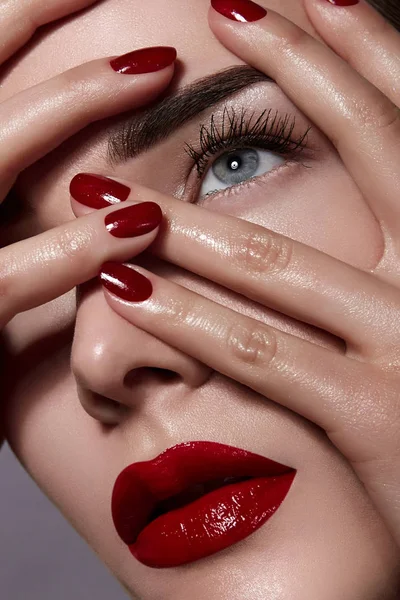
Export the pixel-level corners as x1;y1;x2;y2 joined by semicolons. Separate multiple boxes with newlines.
112;441;296;569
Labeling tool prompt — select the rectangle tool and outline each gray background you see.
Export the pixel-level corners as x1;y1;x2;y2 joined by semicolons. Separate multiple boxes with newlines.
1;443;128;600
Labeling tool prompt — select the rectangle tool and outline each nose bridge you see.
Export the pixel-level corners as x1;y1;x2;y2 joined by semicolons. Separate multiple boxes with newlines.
71;287;212;413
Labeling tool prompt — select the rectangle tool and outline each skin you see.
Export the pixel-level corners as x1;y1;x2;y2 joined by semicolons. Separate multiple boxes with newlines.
0;0;399;599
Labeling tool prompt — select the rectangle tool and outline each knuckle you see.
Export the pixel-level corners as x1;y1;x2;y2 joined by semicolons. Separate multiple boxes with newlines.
56;68;101;106
375;105;400;136
277;21;310;54
0;256;17;323
164;295;198;328
49;225;94;262
225;321;277;369
354;95;400;135
56;69;86;96
235;229;293;279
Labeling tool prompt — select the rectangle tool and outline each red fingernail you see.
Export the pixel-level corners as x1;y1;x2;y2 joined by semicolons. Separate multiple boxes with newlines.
100;262;153;302
211;0;267;22
70;174;130;209
325;0;359;4
110;46;177;75
105;202;163;238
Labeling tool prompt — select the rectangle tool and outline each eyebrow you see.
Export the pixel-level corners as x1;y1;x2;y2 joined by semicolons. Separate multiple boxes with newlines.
107;65;272;166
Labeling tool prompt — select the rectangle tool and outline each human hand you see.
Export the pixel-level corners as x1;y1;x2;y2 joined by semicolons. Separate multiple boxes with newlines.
83;0;400;546
0;0;178;444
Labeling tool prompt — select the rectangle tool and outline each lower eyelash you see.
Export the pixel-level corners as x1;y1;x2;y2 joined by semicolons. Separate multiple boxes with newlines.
185;107;311;178
198;158;300;204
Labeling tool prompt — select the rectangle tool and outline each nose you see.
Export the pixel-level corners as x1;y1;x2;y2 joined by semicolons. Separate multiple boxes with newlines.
71;282;212;424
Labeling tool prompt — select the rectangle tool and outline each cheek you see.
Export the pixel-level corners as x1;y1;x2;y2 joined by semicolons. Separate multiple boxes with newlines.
3;294;77;455
5;362;122;553
2;294;122;550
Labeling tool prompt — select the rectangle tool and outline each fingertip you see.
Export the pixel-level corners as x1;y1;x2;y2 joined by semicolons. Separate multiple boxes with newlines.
109;46;178;76
208;0;268;28
70;173;131;217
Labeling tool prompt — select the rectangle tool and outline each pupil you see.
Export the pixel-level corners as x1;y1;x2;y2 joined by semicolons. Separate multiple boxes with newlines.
211;148;260;187
229;156;241;171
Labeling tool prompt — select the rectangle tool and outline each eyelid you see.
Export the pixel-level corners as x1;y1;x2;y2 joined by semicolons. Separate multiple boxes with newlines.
200;147;285;198
183;106;312;203
185;107;311;178
194;158;310;207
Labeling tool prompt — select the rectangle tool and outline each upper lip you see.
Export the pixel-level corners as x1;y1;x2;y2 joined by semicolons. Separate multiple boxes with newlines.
112;441;295;545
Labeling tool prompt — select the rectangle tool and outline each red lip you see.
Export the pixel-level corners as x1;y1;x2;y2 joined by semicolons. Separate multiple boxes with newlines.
112;441;296;568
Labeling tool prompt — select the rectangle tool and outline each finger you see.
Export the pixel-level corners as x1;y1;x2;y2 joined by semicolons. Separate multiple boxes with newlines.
99;261;380;436
0;0;100;64
0;200;163;326
0;46;177;198
101;263;400;545
303;0;400;106
208;2;400;238
72;178;400;360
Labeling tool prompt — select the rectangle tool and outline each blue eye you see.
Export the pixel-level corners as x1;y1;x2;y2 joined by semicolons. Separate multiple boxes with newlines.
200;148;285;198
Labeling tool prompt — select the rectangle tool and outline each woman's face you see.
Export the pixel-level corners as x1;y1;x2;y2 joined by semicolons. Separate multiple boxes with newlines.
1;0;399;598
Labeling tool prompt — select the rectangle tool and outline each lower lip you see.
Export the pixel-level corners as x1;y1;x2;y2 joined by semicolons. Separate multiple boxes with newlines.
128;471;295;568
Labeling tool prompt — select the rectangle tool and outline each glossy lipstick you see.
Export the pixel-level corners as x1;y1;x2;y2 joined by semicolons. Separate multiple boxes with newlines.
112;441;296;568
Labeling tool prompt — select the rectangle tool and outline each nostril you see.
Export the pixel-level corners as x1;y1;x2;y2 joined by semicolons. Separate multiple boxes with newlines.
124;367;181;388
80;392;128;426
150;367;180;381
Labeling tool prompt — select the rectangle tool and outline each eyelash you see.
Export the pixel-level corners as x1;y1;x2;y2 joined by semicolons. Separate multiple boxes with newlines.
185;107;311;179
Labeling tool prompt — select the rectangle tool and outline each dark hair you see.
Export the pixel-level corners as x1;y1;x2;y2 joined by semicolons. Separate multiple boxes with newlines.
366;0;400;31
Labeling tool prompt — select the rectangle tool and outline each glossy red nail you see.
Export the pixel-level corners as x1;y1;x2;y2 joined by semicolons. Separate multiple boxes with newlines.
211;0;267;22
326;0;359;4
100;262;153;303
110;46;177;75
105;202;163;238
70;174;130;209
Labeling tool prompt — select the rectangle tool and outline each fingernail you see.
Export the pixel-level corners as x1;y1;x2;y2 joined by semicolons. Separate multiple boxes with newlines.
325;0;359;4
100;262;153;302
70;174;130;209
110;46;177;75
105;202;163;238
211;0;267;22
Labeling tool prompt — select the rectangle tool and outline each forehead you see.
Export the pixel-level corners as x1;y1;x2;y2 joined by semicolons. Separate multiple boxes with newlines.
0;0;312;99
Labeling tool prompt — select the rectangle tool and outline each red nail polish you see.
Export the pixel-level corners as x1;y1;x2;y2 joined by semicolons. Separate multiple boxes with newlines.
70;174;130;209
105;202;163;238
110;46;177;75
211;0;267;22
326;0;359;4
100;262;153;302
